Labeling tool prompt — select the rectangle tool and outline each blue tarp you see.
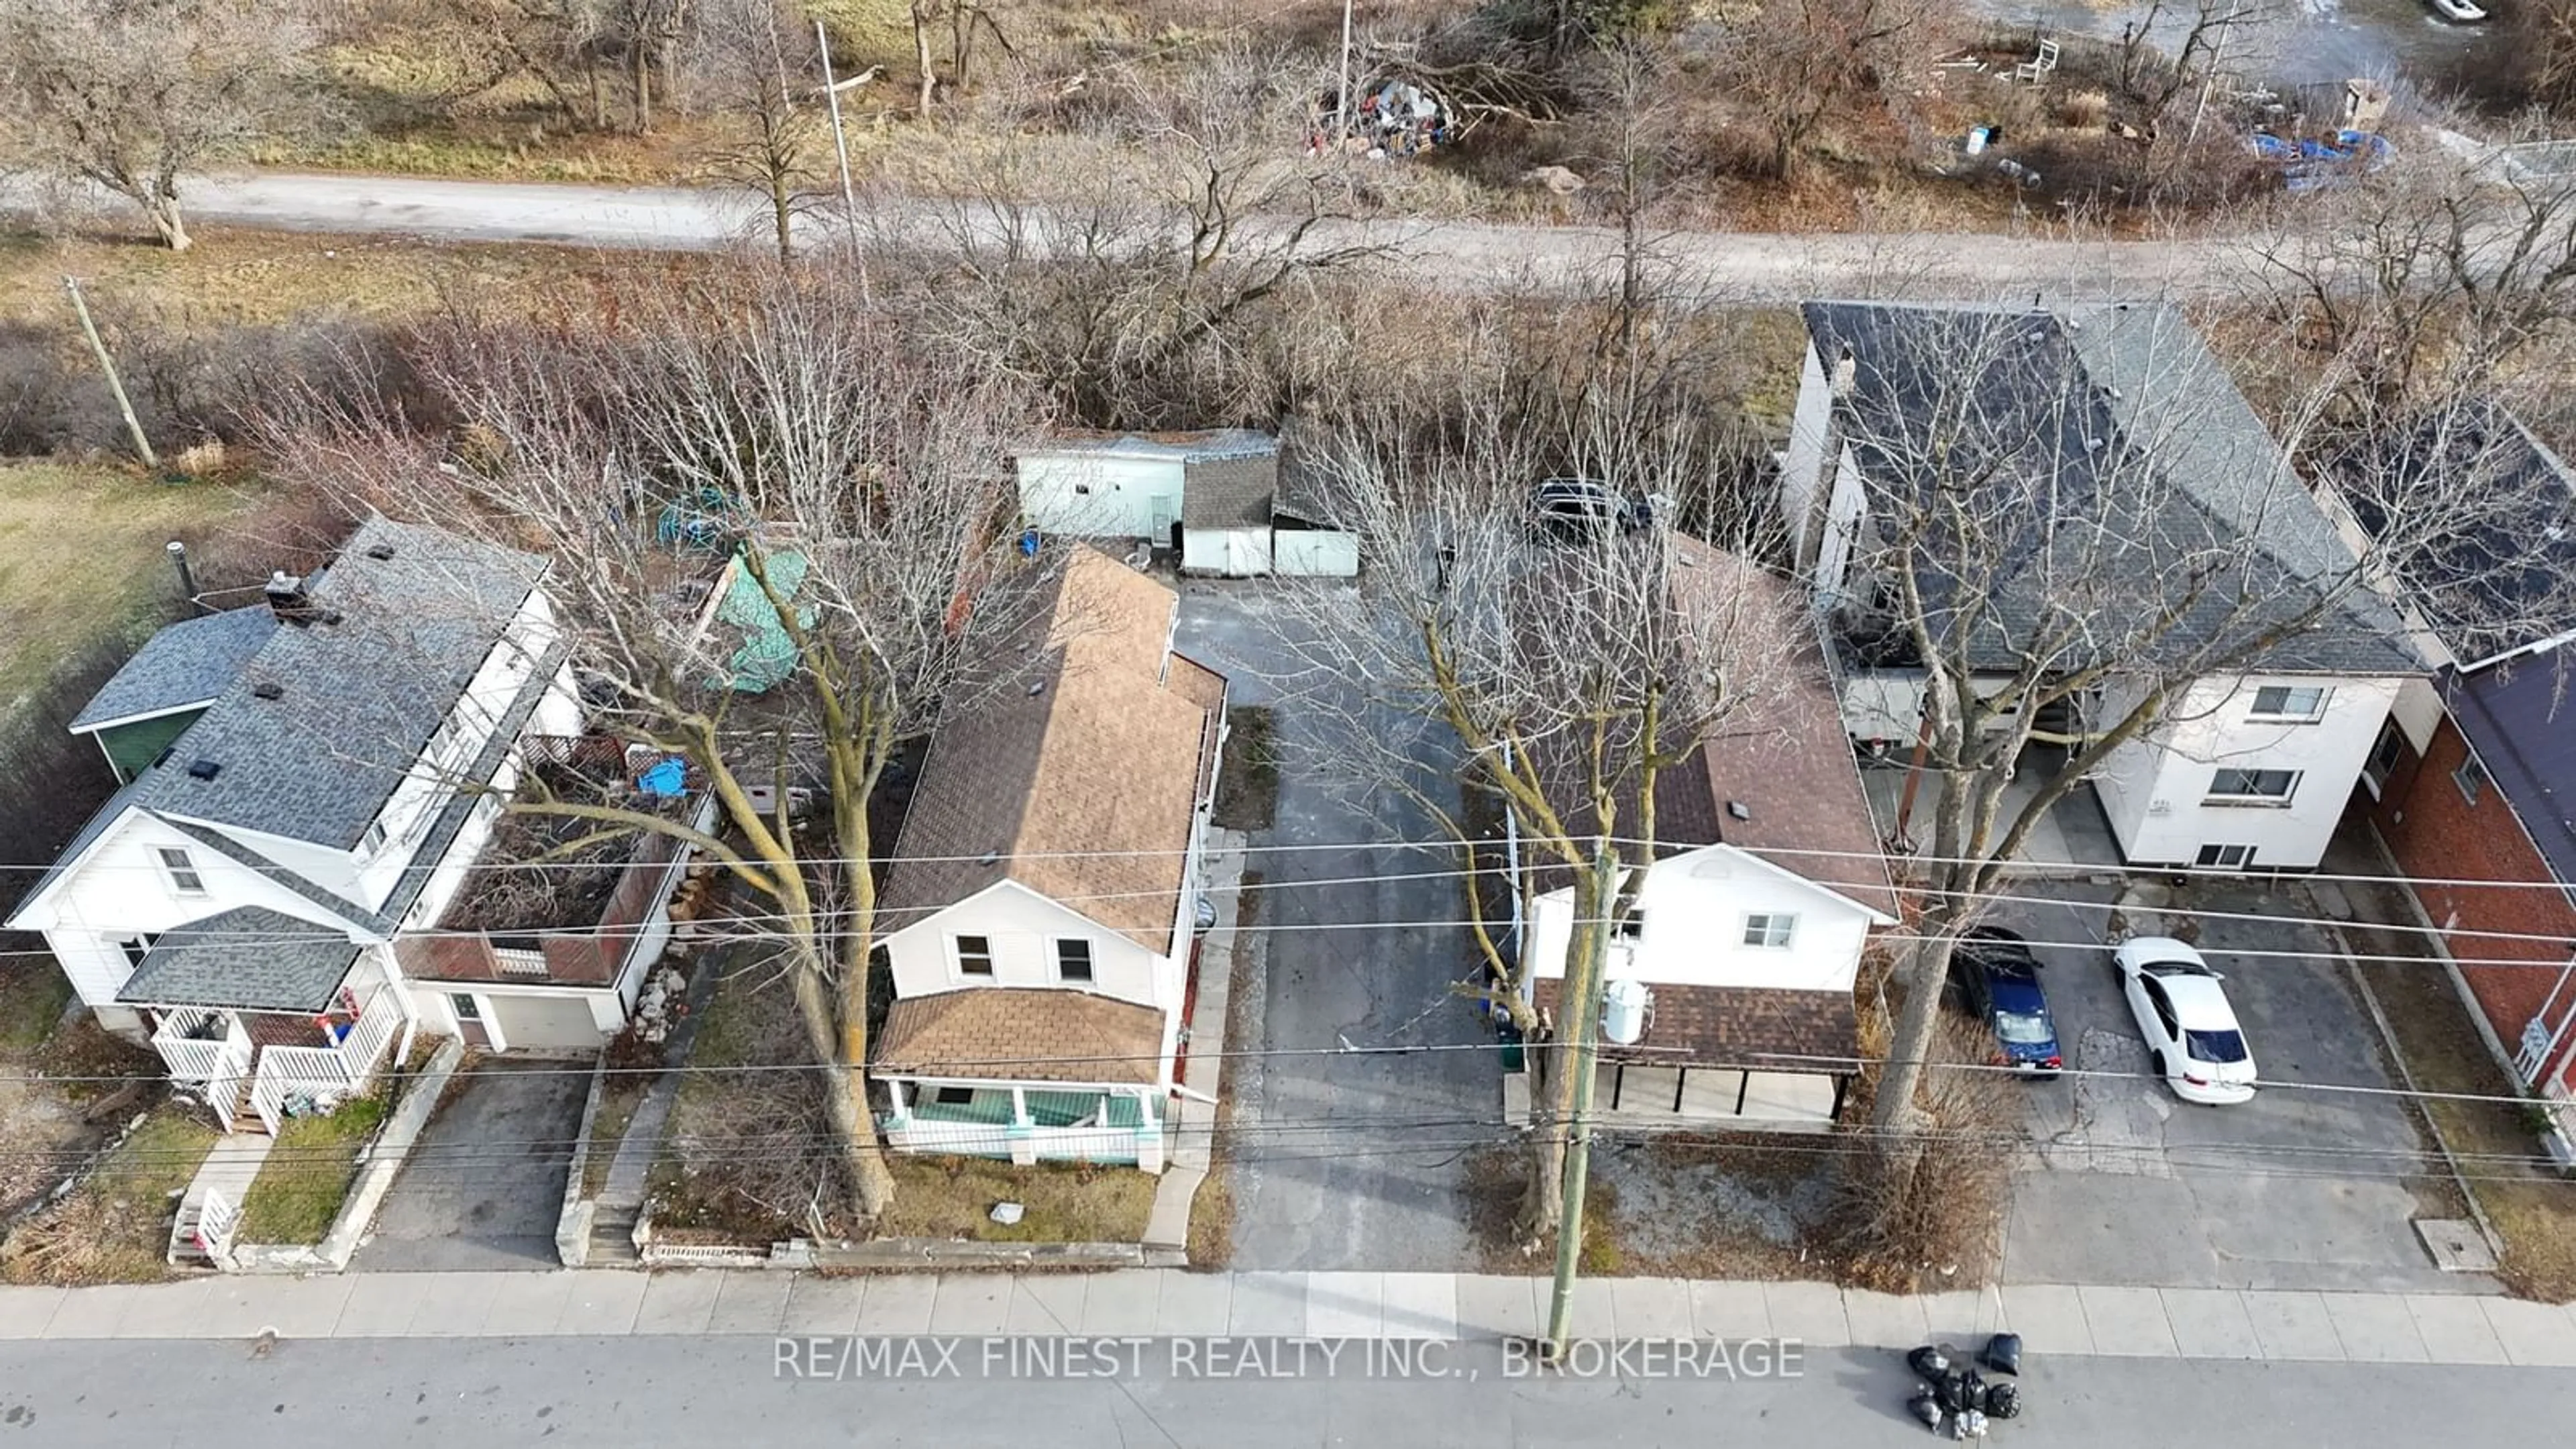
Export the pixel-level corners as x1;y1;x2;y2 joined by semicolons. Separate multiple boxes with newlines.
636;757;687;797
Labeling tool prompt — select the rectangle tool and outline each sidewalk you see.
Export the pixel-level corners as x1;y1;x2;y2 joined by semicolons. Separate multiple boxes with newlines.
6;1270;2574;1366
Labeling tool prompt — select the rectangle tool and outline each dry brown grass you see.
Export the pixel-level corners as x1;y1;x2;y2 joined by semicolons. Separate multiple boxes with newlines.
1825;1010;2018;1294
1;1106;217;1286
876;1157;1155;1244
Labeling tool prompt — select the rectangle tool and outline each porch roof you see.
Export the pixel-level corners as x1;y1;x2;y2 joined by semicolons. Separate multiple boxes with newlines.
116;906;360;1012
1534;979;1858;1073
875;988;1166;1086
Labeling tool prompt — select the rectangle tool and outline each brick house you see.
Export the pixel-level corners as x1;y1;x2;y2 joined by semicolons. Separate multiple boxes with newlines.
2351;407;2576;1162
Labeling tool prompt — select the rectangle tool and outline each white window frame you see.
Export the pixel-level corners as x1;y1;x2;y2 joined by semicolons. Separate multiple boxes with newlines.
115;932;158;970
1053;937;1096;983
2195;843;2254;869
2455;752;2489;806
358;818;388;860
953;933;996;979
1741;913;1798;949
2206;768;2300;806
2248;684;2330;722
156;846;206;897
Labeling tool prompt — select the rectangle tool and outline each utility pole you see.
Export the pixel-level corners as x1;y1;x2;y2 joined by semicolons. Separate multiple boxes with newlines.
816;19;862;253
63;276;158;472
1335;0;1355;150
2186;0;2241;146
1542;843;1619;1362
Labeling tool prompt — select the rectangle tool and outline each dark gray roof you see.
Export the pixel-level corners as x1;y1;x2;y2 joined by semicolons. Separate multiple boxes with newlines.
1803;300;2422;678
115;906;360;1012
2447;657;2576;890
127;516;548;849
2335;402;2576;667
1181;452;1279;529
372;636;575;932
1021;428;1274;464
68;606;276;732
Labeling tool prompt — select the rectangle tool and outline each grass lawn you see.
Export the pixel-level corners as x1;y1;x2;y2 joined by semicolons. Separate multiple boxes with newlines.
2361;956;2576;1302
877;1157;1155;1244
0;1106;219;1285
0;462;260;717
0;963;72;1059
235;1093;388;1244
1211;705;1278;831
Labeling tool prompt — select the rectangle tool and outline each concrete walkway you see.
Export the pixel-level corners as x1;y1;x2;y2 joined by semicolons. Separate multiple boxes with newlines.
1141;827;1248;1249
8;1271;2575;1366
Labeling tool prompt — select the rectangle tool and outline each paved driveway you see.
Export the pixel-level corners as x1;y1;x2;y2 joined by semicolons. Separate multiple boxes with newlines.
1175;582;1497;1272
1990;884;2479;1294
350;1056;590;1273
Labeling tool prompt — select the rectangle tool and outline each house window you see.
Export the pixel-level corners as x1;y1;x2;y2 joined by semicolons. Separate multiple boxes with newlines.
2362;720;2407;796
2195;844;2254;869
1741;913;1797;949
1616;910;1646;941
156;847;205;896
2206;768;2300;805
2455;752;2488;806
359;818;388;859
117;933;157;970
955;934;995;978
1055;939;1095;983
2249;685;2330;720
933;1086;977;1106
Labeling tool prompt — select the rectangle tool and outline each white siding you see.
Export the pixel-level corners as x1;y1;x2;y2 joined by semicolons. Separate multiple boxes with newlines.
2390;676;2445;753
2090;673;2404;869
1780;341;1833;570
1017;453;1183;540
883;880;1174;1012
1272;529;1358;577
1181;527;1273;578
1526;845;1876;995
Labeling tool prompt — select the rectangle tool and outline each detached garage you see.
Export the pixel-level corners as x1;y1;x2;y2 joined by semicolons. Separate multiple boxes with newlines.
1014;429;1357;578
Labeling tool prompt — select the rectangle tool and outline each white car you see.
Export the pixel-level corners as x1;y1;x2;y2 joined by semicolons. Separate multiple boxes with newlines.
2112;936;2257;1105
2426;0;2487;21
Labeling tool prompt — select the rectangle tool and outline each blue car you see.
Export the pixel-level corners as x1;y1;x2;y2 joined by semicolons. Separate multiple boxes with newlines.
1951;926;2062;1077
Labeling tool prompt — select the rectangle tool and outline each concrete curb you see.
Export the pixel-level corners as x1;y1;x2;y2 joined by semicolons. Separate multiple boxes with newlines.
555;1054;610;1267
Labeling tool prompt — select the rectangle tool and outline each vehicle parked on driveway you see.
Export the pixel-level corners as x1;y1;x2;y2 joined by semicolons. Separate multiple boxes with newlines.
1528;478;1656;542
1951;926;2061;1077
2112;936;2257;1105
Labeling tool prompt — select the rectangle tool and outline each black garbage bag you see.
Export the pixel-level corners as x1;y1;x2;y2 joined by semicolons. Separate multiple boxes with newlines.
1983;1332;2023;1376
1909;1392;1944;1432
1907;1344;1952;1383
1984;1381;2022;1420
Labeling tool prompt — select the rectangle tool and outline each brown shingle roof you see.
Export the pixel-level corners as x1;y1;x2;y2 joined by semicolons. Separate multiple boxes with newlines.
1534;979;1858;1071
879;547;1222;953
875;989;1166;1085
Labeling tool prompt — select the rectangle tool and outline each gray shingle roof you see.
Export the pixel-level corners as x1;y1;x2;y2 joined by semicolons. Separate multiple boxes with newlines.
115;906;360;1012
68;606;276;732
1180;453;1279;529
127;517;549;849
1803;300;2422;678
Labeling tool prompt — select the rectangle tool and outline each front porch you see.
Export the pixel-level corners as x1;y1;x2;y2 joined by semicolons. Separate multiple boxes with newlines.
144;971;408;1136
881;1079;1171;1173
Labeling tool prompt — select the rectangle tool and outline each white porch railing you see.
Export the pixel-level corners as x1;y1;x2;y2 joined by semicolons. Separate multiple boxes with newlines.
152;1010;254;1132
248;987;403;1135
193;1188;241;1264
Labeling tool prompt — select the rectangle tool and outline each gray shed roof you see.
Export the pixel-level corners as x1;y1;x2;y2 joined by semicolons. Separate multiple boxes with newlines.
116;906;361;1012
1803;300;2422;678
126;517;548;849
69;605;277;732
1020;428;1275;464
1181;452;1279;529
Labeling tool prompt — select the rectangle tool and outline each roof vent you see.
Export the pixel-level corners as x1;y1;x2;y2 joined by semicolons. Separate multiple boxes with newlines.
186;759;223;781
364;543;396;561
977;851;1001;866
264;570;313;623
1727;800;1752;821
252;681;284;700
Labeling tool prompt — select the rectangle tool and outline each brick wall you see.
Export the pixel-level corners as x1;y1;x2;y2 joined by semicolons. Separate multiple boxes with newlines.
2371;714;2576;1095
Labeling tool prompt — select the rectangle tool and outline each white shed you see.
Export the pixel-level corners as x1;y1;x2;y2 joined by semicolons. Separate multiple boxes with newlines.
1014;429;1357;578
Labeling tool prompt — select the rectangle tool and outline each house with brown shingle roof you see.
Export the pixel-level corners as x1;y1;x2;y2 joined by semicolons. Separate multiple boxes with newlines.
1522;543;1897;1131
871;545;1226;1171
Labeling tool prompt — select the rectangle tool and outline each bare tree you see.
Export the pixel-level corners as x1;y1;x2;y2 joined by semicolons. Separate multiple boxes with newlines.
1693;0;1949;182
689;0;823;263
1790;300;2571;1255
261;266;1049;1220
2113;0;2282;132
0;0;325;250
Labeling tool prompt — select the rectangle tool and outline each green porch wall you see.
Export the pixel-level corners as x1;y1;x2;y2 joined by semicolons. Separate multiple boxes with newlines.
93;708;207;783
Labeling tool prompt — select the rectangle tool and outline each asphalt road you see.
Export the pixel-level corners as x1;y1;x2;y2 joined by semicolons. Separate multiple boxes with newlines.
1174;582;1498;1272
5;1335;2573;1446
13;168;2271;302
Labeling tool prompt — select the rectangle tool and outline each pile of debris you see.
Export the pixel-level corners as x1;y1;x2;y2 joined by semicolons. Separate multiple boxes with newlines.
1309;76;1455;160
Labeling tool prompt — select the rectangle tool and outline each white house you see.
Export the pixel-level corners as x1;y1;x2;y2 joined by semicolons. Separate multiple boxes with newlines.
1780;299;2427;873
872;545;1228;1171
5;517;701;1135
1013;429;1357;578
1523;542;1899;1131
